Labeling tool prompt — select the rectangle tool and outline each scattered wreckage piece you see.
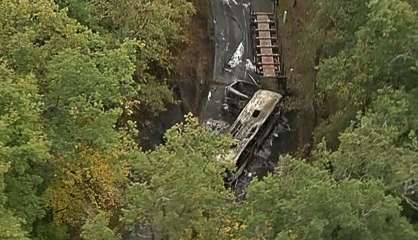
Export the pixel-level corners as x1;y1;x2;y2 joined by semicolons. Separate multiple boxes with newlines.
204;119;230;134
224;80;259;116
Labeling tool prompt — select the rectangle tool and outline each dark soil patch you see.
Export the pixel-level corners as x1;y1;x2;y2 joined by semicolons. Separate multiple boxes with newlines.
174;0;214;116
279;0;316;156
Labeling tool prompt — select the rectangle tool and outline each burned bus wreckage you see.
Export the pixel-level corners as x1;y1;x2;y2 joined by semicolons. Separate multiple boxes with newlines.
202;0;288;194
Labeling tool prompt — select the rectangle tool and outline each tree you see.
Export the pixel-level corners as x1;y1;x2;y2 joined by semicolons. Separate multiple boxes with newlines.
314;0;418;144
44;45;136;152
313;88;418;211
54;0;99;30
0;0;203;238
122;116;235;239
312;0;371;55
91;0;195;112
81;211;119;240
0;1;139;237
0;0;104;74
55;0;196;113
91;0;195;63
236;158;418;240
46;147;128;228
0;64;50;230
0;162;30;240
317;0;417;101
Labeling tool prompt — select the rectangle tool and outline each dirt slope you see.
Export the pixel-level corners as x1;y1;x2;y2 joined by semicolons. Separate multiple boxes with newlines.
279;0;316;156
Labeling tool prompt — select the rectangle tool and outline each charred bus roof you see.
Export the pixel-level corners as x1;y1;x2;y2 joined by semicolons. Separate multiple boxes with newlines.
227;90;282;164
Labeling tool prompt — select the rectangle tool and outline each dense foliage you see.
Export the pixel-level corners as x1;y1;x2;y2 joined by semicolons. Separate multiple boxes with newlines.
1;0;417;239
236;159;417;240
313;0;418;146
123;116;235;239
0;0;193;238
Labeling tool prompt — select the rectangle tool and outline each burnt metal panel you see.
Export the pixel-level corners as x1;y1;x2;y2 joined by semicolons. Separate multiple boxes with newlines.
227;90;282;164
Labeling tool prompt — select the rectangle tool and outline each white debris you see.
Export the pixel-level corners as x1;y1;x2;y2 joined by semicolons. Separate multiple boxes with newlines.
245;59;256;72
283;10;288;24
221;0;230;6
227;42;244;69
205;119;230;133
219;31;226;42
243;3;250;8
231;0;238;5
207;91;212;101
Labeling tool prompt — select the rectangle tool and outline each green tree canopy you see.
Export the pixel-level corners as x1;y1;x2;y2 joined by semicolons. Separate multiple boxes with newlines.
314;0;418;144
0;163;29;240
122;116;235;239
81;211;119;240
0;64;49;230
236;158;418;240
313;88;418;211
